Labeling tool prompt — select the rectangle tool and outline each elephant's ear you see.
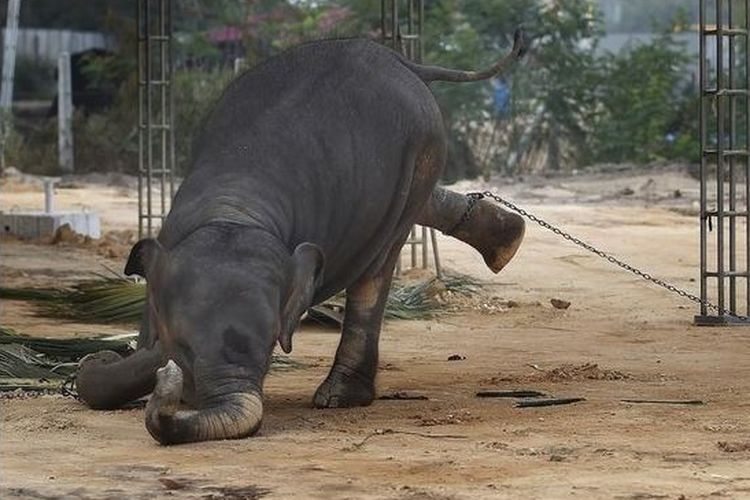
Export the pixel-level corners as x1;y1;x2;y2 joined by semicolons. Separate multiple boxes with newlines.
125;238;162;279
278;243;324;353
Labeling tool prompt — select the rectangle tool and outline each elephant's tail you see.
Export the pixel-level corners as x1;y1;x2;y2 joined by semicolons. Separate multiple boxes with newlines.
403;28;528;84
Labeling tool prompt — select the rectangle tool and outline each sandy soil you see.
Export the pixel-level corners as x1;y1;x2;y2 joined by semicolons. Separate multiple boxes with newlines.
2;168;750;499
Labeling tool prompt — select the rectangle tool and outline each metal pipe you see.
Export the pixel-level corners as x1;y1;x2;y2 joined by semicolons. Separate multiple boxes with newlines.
391;0;398;50
167;0;175;201
421;225;428;268
410;226;417;268
44;179;54;214
418;0;424;62
430;228;442;279
700;0;708;317
146;0;154;237
728;0;737;313
381;0;387;43
137;0;144;238
746;0;750;315
408;0;415;59
717;0;726;315
159;0;167;223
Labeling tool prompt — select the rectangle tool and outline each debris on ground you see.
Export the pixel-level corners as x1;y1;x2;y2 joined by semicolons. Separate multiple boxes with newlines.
718;441;750;453
482;363;633;384
476;390;546;399
515;397;586;408
447;354;466;361
620;399;704;406
550;298;571;310
413;410;477;427
378;391;429;401
535;363;631;381
0;326;135;394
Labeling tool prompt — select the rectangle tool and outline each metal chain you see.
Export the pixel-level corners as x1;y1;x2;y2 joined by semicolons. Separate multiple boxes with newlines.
469;191;749;321
60;373;80;400
446;193;482;234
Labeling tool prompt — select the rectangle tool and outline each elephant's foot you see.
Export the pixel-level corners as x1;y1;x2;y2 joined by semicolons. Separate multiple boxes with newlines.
453;198;525;273
418;187;525;273
313;365;375;409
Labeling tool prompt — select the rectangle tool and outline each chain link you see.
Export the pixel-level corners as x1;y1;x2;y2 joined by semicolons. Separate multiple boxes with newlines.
469;191;749;322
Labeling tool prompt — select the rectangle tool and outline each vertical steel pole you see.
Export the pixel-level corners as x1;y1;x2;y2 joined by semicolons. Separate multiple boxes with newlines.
391;0;398;51
746;0;750;315
700;0;708;317
137;0;144;237
430;227;442;279
729;0;737;313
418;0;424;62
158;0;166;221
408;0;415;59
57;52;74;173
717;0;726;315
381;0;387;45
160;0;168;221
146;0;154;237
0;0;21;171
167;0;175;202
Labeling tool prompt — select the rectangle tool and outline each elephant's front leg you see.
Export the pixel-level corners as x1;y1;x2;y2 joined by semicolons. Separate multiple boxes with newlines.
76;342;162;409
417;187;525;273
313;267;395;409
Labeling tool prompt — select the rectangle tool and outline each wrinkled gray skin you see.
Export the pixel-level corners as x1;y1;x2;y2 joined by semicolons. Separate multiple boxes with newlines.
76;33;527;445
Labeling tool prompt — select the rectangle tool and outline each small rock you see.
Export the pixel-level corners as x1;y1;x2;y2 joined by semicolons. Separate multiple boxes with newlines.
158;478;189;490
447;354;466;361
549;455;565;462
550;298;571;310
718;441;750;452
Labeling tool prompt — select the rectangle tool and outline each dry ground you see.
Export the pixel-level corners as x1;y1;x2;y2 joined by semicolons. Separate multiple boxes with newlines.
1;167;750;499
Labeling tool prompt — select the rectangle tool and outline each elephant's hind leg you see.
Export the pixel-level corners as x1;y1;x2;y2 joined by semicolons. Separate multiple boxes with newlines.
417;187;525;273
76;343;162;409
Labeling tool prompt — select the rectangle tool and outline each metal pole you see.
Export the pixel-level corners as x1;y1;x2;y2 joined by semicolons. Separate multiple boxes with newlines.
0;0;20;111
160;0;168;222
0;0;21;171
57;52;74;173
746;0;750;316
137;0;143;237
44;179;55;214
145;0;154;237
381;0;387;45
408;0;415;59
699;0;708;318
728;0;737;313
167;0;175;201
430;228;442;279
391;0;398;51
716;0;726;315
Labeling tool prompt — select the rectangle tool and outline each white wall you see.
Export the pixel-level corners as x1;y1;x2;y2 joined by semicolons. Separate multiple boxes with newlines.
0;28;113;63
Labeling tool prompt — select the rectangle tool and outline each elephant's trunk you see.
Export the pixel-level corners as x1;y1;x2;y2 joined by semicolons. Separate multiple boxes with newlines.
145;360;263;445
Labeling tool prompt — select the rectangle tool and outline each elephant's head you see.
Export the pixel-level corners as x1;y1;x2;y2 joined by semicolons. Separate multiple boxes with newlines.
125;224;323;445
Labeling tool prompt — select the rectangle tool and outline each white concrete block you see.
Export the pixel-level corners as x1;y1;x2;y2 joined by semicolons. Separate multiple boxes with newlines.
0;211;101;239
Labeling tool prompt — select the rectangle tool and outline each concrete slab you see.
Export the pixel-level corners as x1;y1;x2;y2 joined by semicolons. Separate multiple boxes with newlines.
0;211;101;239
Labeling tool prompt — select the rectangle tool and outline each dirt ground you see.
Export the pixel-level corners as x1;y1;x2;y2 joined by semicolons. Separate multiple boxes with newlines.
1;166;750;499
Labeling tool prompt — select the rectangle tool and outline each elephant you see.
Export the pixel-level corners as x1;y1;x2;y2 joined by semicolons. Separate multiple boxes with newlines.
76;30;527;445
